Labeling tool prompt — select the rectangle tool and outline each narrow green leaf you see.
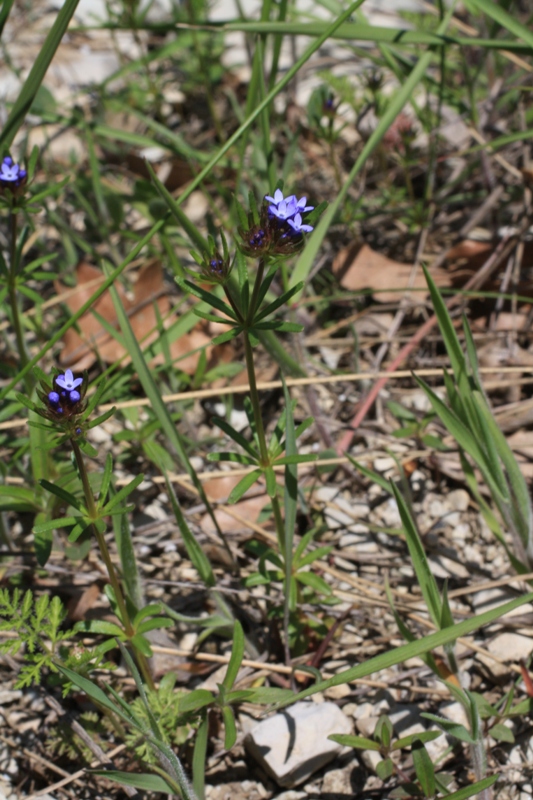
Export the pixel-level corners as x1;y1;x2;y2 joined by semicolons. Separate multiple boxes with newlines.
145;160;208;253
102;473;144;513
162;468;215;587
272;591;533;709
222;620;245;691
178;690;215;714
177;278;237;320
442;775;499;800
212;416;258;458
412;740;435;797
254;282;304;322
98;453;114;507
75;620;126;638
228;469;262;503
391;483;442;627
421;713;474;744
90;770;176;794
392;730;442;751
328;734;381;751
222;705;237;750
55;664;139;727
490;723;514;743
192;716;208;800
0;0;81;149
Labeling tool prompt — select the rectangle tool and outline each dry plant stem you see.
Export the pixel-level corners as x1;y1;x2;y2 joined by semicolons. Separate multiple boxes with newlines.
337;232;517;454
70;439;155;691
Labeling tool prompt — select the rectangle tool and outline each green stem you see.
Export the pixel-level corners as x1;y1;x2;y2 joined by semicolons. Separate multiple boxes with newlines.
70;439;155;691
7;211;31;388
247;257;266;324
243;332;269;465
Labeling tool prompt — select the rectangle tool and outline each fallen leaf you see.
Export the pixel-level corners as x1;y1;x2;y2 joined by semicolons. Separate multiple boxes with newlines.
66;583;101;622
56;260;212;373
200;473;268;535
332;243;450;303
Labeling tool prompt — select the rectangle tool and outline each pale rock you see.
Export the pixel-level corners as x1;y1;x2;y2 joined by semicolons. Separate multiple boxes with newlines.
342;703;358;718
229;409;249;433
428;553;469;579
361;748;382;773
373;457;396;473
410;469;425;491
315;486;339;504
447;489;469;512
375;497;401;528
324;683;352;700
143;502;167;522
189;456;204;472
339;531;369;547
0;692;21;706
451;523;471;542
428;498;447;519
507;746;525;784
487;632;533;662
321;763;356;795
244;701;352;787
439;701;469;729
319;347;341;370
408;392;433;412
472;588;533;619
476;651;510;680
444;511;461;527
388;704;425;738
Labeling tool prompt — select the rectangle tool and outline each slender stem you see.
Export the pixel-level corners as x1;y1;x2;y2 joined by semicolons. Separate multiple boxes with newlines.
70;439;155;690
7;211;31;389
243;318;291;664
243;332;269;466
272;492;292;669
247;257;266;324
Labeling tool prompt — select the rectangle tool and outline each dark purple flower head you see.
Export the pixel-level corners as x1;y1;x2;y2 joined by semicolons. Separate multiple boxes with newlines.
0;156;27;188
209;258;224;275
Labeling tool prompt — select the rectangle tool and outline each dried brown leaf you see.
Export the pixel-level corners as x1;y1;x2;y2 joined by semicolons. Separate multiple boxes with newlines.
56;261;212;374
332;243;450;303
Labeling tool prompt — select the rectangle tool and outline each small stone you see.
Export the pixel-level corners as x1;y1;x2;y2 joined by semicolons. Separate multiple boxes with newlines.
439;701;469;728
229;409;248;432
0;692;21;705
321;763;356;795
361;748;382;773
245;701;352;788
447;489;469;512
487;632;533;662
375;498;401;527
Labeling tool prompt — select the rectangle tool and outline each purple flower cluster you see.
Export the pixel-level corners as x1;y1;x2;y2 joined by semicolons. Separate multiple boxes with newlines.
0;156;26;188
48;370;84;414
265;189;314;233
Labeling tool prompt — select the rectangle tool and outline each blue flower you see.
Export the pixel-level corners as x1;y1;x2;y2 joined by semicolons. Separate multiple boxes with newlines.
0;156;27;187
265;189;314;220
56;369;83;392
48;391;60;406
287;213;314;234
